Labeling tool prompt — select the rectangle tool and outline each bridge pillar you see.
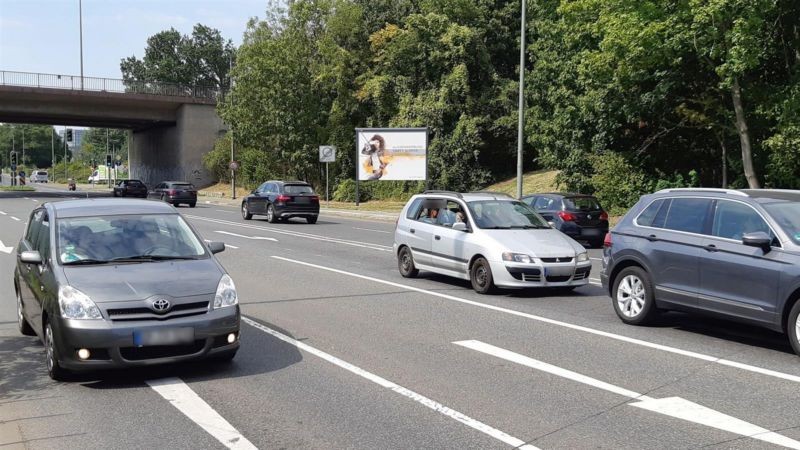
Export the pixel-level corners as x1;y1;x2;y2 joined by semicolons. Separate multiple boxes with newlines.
129;103;223;188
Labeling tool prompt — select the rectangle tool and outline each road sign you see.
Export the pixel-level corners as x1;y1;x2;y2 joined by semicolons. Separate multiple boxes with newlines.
319;145;336;163
229;161;240;171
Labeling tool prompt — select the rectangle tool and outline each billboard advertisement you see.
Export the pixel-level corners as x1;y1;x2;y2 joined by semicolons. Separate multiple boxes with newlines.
356;128;427;181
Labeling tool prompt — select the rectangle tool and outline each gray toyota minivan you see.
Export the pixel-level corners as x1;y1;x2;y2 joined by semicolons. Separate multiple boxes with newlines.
601;188;800;356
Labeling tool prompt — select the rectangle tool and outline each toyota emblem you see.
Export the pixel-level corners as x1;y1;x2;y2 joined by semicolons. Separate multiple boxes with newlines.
152;298;171;313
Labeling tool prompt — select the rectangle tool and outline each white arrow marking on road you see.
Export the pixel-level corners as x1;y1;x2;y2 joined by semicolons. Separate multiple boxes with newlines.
147;377;257;450
454;340;800;449
0;240;13;254
243;317;539;449
214;230;278;242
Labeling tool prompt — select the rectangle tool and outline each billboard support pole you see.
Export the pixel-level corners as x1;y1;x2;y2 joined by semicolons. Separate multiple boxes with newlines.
326;162;330;207
355;129;359;207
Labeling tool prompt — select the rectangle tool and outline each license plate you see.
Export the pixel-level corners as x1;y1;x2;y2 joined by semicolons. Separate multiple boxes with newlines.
295;197;310;203
133;328;194;347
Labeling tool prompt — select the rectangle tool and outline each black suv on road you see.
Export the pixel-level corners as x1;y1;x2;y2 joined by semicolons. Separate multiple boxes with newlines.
602;188;800;356
241;181;320;224
523;193;609;248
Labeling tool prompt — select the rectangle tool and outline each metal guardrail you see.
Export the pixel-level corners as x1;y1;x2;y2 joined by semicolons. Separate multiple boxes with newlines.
0;70;221;100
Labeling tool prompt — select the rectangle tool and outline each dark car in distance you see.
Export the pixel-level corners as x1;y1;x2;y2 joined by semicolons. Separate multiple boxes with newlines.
241;180;320;224
14;199;240;380
601;188;800;356
113;179;148;198
523;193;609;248
149;181;198;208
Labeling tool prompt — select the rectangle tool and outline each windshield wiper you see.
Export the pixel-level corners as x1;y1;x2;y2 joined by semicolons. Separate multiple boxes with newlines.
514;225;551;229
62;258;111;266
110;255;198;263
484;226;512;229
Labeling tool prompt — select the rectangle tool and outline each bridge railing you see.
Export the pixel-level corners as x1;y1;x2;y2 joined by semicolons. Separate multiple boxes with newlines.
0;70;221;100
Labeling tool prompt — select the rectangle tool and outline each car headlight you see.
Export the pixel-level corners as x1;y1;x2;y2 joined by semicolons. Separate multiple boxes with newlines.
502;252;532;263
58;286;103;320
214;274;238;308
577;252;589;262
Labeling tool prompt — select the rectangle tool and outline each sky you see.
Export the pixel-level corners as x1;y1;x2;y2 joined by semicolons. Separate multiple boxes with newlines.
0;0;267;79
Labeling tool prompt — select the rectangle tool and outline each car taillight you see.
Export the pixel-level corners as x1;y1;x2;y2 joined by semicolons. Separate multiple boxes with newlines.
276;194;291;203
167;189;177;195
311;195;320;203
558;211;577;222
603;232;612;248
600;211;609;221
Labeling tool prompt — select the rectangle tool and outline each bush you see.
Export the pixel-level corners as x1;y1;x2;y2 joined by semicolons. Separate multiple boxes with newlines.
333;179;372;202
589;153;651;214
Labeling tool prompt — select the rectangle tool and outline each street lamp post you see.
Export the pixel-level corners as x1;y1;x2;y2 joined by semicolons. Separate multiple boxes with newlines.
51;128;55;182
229;56;236;200
516;0;527;200
79;0;84;90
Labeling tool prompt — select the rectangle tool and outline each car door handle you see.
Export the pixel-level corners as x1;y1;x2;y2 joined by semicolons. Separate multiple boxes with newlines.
705;244;718;252
410;228;415;234
434;235;441;240
647;234;658;242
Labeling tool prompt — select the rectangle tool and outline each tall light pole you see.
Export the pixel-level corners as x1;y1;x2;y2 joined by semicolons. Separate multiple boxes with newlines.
21;127;25;168
64;126;68;182
79;0;84;90
230;56;236;200
51;128;55;182
516;0;527;200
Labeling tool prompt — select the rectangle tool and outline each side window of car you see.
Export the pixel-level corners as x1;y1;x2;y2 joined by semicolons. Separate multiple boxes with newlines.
712;200;774;242
635;199;665;227
405;198;424;220
257;182;268;193
437;201;465;227
662;198;712;234
35;213;51;262
415;199;444;224
25;209;44;246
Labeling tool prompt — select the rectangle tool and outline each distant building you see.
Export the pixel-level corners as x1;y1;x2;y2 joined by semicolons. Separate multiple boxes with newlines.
57;128;86;156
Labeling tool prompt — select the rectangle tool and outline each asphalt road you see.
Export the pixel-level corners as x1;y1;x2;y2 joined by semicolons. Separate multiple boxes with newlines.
3;186;800;449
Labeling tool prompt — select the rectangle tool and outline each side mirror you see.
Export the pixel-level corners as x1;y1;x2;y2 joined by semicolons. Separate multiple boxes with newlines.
452;222;468;232
547;221;556;228
19;250;43;265
742;232;772;252
208;241;226;254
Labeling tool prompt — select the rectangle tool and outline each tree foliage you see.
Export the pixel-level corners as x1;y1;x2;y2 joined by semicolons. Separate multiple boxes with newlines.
0;124;65;169
78;128;128;165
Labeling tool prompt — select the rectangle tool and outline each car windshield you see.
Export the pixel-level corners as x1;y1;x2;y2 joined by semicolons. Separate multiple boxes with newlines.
284;184;313;194
57;214;207;265
467;200;550;229
763;202;800;245
564;196;601;211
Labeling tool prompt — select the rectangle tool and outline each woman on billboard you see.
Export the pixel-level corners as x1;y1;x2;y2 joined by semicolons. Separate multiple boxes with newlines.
361;134;388;180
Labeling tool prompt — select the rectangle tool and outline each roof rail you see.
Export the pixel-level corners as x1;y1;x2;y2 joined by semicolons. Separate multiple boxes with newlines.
469;191;514;198
655;188;748;197
423;190;464;198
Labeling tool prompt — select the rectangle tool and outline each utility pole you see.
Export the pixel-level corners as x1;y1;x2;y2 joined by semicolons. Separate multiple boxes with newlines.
21;127;25;169
516;0;527;200
79;0;84;90
106;128;110;188
230;56;236;200
64;126;68;182
51;128;55;182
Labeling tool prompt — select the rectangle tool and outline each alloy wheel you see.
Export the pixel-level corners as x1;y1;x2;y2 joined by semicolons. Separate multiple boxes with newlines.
16;290;24;329
795;314;800;347
45;324;55;373
475;265;487;287
617;274;645;318
267;206;274;221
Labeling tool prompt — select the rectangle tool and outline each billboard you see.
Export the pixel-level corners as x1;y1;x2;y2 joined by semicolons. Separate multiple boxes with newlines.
356;128;427;181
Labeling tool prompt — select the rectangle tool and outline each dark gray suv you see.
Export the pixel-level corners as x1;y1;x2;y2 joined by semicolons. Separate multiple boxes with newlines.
601;188;800;356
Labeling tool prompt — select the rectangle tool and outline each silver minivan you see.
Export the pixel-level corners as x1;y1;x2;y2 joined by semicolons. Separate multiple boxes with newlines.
394;191;592;293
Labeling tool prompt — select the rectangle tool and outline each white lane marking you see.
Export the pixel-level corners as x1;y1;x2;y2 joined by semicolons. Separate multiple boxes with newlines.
242;317;537;450
10;216;20;221
271;256;800;385
203;239;239;249
214;230;278;242
0;211;6;215
0;240;13;254
23;197;29;199
185;215;392;252
455;340;800;449
31;199;38;202
352;227;392;234
216;210;234;213
147;377;257;449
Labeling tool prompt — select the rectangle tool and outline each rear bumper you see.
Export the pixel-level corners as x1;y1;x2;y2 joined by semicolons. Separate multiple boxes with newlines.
275;204;320;218
51;306;240;371
167;195;197;203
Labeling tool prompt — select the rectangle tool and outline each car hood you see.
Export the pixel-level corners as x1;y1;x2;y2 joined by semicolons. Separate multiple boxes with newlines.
62;258;222;302
482;229;585;258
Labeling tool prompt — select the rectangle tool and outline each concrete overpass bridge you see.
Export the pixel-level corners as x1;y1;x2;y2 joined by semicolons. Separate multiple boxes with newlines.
0;70;226;187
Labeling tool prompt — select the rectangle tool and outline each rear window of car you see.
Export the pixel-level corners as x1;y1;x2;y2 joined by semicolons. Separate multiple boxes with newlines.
284;184;313;194
635;199;665;227
169;183;195;189
127;180;143;186
564;196;601;211
36;171;47;176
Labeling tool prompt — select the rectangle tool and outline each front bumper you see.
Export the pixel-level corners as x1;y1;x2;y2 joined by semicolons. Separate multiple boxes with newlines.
51;306;240;371
490;259;592;288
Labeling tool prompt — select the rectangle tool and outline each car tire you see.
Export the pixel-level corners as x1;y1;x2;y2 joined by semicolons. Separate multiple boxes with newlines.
16;288;35;336
470;257;497;294
306;216;318;224
266;204;278;223
241;202;253;220
787;300;800;357
189;202;196;208
45;321;69;381
112;190;118;197
612;266;658;325
398;247;419;278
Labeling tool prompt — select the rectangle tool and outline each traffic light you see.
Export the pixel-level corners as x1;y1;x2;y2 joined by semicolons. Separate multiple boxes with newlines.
106;154;112;167
10;152;17;167
66;129;73;142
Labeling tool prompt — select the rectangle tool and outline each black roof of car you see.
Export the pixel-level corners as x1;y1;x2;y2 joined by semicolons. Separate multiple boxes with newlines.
265;180;310;185
523;192;597;199
50;199;175;218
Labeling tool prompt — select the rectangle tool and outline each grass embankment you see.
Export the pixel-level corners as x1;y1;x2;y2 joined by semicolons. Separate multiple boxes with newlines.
481;169;560;196
0;185;35;191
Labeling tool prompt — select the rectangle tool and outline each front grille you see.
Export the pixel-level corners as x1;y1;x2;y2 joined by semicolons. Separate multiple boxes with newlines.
540;257;573;263
120;340;205;361
506;267;542;282
106;301;209;322
546;275;572;283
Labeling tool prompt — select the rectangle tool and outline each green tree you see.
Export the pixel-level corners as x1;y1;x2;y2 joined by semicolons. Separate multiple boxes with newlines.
78;128;128;166
0;124;64;169
121;24;236;88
